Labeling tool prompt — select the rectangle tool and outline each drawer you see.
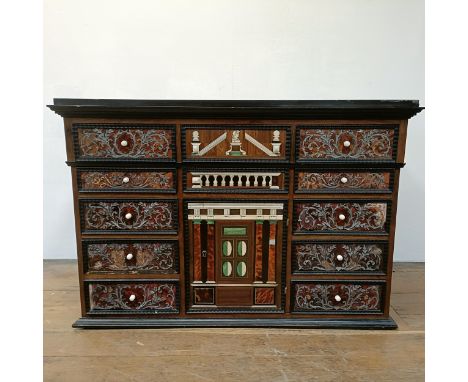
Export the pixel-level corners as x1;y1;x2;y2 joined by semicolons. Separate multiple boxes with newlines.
296;171;392;193
73;124;175;161
80;200;178;233
293;201;389;234
87;281;178;314
78;169;176;192
292;241;386;274
297;125;397;162
292;282;384;313
83;240;178;274
183;125;290;161
185;169;288;192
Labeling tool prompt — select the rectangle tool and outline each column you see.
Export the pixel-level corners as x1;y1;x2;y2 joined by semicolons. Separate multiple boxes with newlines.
206;220;215;283
192;220;202;282
254;221;263;282
267;221;277;283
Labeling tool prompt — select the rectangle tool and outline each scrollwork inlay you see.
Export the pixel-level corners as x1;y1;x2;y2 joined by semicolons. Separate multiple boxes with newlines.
297;172;389;191
294;284;381;311
80;171;173;190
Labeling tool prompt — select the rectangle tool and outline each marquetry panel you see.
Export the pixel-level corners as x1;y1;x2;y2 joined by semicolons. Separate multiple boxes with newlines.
297;126;397;161
292;283;383;312
73;124;175;161
183;125;290;161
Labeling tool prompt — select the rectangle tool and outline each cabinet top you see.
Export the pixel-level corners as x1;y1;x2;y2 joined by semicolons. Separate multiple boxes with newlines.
48;99;424;119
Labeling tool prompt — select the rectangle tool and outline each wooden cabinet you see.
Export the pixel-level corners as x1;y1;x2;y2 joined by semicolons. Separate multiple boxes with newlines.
49;99;423;329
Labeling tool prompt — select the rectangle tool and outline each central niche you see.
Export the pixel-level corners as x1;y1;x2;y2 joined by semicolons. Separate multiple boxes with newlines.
187;202;284;309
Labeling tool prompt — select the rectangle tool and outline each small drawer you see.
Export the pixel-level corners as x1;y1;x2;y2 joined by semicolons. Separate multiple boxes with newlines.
83;240;178;274
185;169;288;192
73;124;175;161
296;171;392;193
297;125;397;162
292;241;386;274
292;282;384;313
183;125;290;161
78;169;176;192
87;281;178;314
80;200;177;233
294;201;389;234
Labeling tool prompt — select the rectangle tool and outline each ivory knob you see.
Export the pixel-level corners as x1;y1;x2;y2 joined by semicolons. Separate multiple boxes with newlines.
125;213;132;220
120;140;128;147
340;177;348;184
122;176;130;184
338;214;346;221
334;295;342;302
336;254;344;261
343;140;351;147
129;294;136;302
126;253;133;260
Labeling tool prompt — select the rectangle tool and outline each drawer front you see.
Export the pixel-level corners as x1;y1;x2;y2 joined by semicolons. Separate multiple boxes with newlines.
294;202;388;234
292;242;385;274
292;282;384;313
296;171;392;193
87;282;178;313
78;169;175;192
183;125;290;161
80;200;177;233
186;169;288;192
73;124;175;161
84;241;178;274
297;126;396;161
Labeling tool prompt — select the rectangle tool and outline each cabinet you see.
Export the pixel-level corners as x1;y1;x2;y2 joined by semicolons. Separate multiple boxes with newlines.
48;99;423;329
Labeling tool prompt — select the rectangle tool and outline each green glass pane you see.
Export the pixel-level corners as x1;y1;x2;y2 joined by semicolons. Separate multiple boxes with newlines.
222;261;232;277
236;262;247;277
237;240;247;256
222;241;232;256
223;227;247;236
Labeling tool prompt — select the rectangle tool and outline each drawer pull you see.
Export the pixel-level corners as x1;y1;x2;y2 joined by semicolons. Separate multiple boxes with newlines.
338;214;346;221
126;253;133;260
334;295;342;302
343;140;351;147
122;176;130;184
340;177;348;184
120;140;128;147
336;254;344;261
125;213;133;220
129;294;136;302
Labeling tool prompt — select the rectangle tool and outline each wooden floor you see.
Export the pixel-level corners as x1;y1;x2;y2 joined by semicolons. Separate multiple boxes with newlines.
44;261;424;382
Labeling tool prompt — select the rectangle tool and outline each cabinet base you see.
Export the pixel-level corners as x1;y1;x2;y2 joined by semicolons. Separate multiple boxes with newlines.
73;317;397;330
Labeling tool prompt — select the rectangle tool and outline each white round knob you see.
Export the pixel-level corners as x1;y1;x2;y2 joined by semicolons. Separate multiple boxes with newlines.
340;177;348;184
129;294;136;302
334;295;342;302
126;253;133;260
343;140;351;147
122;176;130;184
120;140;128;147
336;254;344;261
338;214;346;221
125;213;132;220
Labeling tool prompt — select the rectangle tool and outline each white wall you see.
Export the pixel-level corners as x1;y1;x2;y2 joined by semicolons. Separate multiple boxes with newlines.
44;0;424;260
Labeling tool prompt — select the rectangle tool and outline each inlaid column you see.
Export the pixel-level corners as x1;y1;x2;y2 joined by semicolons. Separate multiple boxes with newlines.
267;221;277;283
254;221;264;282
206;220;215;283
192;221;202;283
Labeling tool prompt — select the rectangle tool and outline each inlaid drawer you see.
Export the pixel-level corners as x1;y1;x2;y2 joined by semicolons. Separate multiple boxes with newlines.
297;125;397;162
292;241;386;274
293;201;389;234
296;171;392;193
292;282;384;313
73;124;175;161
80;200;177;233
87;281;178;314
185;169;288;192
183;125;290;161
78;169;176;192
83;240;178;274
